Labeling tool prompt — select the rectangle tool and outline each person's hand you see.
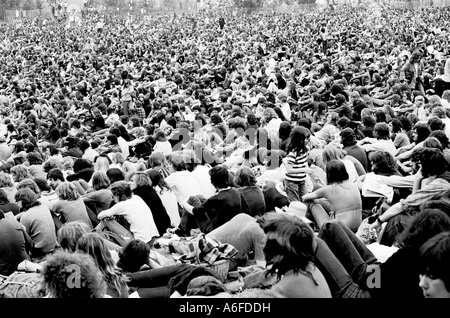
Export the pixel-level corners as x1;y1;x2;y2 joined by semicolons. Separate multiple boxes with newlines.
368;218;383;235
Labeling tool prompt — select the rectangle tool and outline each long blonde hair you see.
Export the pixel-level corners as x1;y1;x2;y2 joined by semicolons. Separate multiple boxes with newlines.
76;233;129;298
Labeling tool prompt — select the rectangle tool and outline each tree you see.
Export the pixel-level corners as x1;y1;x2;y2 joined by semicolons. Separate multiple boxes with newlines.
232;0;263;8
35;0;45;15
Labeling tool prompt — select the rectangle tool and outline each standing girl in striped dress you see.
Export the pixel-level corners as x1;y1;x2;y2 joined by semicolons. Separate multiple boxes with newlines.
283;126;311;203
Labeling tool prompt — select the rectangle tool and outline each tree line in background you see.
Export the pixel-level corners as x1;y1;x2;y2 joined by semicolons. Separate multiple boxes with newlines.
232;0;316;8
0;0;48;10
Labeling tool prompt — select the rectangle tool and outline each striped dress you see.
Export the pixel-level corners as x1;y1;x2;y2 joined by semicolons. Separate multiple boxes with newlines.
285;150;309;183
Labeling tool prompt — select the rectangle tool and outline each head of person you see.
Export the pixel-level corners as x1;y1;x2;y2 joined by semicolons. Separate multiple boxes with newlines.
56;182;81;201
148;151;168;169
257;212;315;279
11;164;30;183
186;275;229;297
418;231;450;298
76;232;128;297
47;168;65;190
234;166;257;187
26;152;43;166
287;126;310;154
413;123;431;144
110;181;132;203
73;158;94;174
209;164;231;189
94;155;111;173
91;171;111;191
129;172;151;191
116;239;151;273
0;171;14;187
0;188;9;205
410;50;422;63
417;148;449;178
16;178;42;197
427;116;444;132
106;168;125;184
423;137;444;152
168;150;187;172
146;168;171;193
429;130;450;149
370;150;397;175
398;209;450;251
57;220;91;252
389;118;403;134
340;127;357;147
14;187;40;211
373;122;390;140
106;133;118;146
326;111;339;125
322;144;346;166
326;160;349;184
110;152;125;165
43;250;106;298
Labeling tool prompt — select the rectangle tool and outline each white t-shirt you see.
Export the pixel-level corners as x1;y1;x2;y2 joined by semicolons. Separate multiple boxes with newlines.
98;195;159;243
155;186;180;228
165;171;204;205
192;165;217;199
153;140;172;156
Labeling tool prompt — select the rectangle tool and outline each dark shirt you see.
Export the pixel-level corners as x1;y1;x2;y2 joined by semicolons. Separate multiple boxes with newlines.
0;218;30;276
362;247;423;299
0;202;21;216
263;181;289;213
133;185;171;236
238;186;266;217
343;144;369;172
132;140;153;159
193;187;242;234
62;147;83;158
361;126;374;138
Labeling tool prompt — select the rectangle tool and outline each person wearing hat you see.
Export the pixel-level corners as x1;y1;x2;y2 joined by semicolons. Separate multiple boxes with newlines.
61;136;83;159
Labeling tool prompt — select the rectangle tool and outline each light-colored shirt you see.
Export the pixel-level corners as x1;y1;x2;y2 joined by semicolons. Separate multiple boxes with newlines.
98;195;159;243
165;170;204;205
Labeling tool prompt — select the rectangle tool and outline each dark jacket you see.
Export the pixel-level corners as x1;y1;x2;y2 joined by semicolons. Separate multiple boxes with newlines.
238;186;266;217
133;185;171;235
361;247;423;299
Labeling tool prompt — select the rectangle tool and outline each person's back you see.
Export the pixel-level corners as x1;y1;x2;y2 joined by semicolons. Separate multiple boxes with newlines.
20;204;56;258
98;195;160;243
344;144;369;172
0;216;29;276
192;185;243;234
320;180;362;215
82;188;114;214
133;184;171;236
165;170;204;205
0;201;20;216
154;185;180;228
53;197;93;229
238;185;266;217
207;213;266;271
192;165;217;199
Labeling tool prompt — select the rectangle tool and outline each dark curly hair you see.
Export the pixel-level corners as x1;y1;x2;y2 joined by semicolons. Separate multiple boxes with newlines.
398;210;450;250
257;212;315;279
116;239;151;273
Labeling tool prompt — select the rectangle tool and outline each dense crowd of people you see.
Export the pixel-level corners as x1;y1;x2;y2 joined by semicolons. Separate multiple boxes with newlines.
1;0;450;299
